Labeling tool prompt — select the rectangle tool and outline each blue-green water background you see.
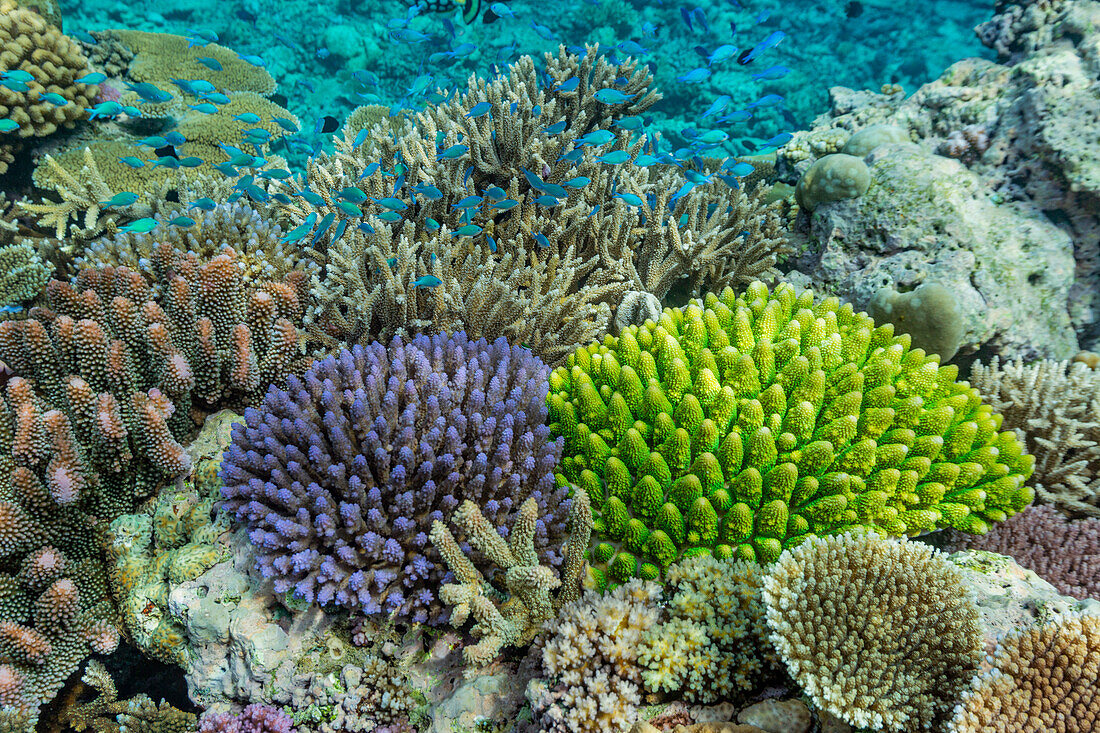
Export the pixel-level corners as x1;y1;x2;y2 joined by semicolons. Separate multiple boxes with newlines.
58;0;995;163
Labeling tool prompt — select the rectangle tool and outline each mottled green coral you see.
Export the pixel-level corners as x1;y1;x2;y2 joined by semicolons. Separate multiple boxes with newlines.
0;242;49;306
62;659;197;733
548;281;1034;585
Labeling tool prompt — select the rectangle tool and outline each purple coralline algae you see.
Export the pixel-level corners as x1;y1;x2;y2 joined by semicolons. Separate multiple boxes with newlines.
218;332;569;624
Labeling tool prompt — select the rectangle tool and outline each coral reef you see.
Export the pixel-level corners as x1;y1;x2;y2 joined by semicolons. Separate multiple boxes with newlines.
968;357;1100;517
763;532;984;732
528;580;662;733
0;0;98;173
946;609;1100;732
637;555;779;704
0;242;49;307
0;244;307;517
945;504;1100;601
551;280;1034;584
278;46;789;366
219;334;570;624
430;487;592;667
63;660;197;733
200;704;296;733
867;282;965;363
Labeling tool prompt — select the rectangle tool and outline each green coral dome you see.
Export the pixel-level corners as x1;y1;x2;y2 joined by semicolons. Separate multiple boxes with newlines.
548;282;1034;586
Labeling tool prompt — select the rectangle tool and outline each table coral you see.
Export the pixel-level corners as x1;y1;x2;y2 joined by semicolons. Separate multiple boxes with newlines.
763;532;984;732
219;333;570;625
550;281;1035;584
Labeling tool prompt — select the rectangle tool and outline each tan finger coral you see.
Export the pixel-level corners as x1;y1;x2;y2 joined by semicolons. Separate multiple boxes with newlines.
0;0;98;170
946;610;1100;733
762;532;984;732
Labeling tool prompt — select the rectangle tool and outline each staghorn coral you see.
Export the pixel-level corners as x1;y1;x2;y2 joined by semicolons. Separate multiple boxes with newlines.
173;92;300;165
430;486;592;667
277;46;788;366
200;704;296;733
62;659;197;733
219;334;570;624
944;504;1100;600
0;0;98;172
945;609;1100;733
528;579;661;733
0;242;49;307
762;532;984;732
73;200;313;284
0;378;119;732
550;281;1035;585
0;244;307;517
968;357;1100;517
636;555;780;704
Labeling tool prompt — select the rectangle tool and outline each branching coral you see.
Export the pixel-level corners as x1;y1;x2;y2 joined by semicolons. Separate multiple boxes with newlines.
763;532;984;732
0;0;98;172
0;378;120;732
551;281;1035;584
277;45;788;366
528;580;662;733
200;704;296;733
946;609;1100;733
968;357;1100;517
430;486;592;667
219;334;570;624
62;660;197;733
0;244;307;516
945;504;1100;600
637;555;779;703
0;242;49;307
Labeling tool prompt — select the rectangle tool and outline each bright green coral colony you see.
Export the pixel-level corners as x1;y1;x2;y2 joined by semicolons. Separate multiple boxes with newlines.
548;281;1035;586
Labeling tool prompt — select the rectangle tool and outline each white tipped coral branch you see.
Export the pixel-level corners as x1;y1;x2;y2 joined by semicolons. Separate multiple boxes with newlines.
430;487;592;668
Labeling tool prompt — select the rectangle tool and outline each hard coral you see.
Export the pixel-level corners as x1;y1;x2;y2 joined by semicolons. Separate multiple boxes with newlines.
0;242;49;307
200;704;297;733
0;0;98;170
219;334;570;624
946;609;1100;733
763;532;984;732
550;281;1034;584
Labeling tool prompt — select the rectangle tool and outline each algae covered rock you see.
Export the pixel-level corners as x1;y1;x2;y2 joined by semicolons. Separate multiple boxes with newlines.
790;143;1077;361
794;153;870;211
868;282;965;362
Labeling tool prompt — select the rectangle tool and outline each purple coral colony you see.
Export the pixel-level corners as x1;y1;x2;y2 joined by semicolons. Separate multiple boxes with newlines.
0;0;1098;730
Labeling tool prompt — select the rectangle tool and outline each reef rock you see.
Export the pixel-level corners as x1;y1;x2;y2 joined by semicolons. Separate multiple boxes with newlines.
788;142;1076;362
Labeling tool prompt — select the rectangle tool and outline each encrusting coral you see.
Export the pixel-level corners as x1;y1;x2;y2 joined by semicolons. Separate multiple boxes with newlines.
0;244;308;518
945;609;1100;733
637;554;779;704
277;45;788;367
762;532;984;732
968;357;1100;517
0;0;98;174
219;333;571;624
430;486;592;667
551;280;1035;584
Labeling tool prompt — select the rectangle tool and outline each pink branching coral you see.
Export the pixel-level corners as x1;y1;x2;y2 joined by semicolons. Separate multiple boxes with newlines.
200;704;297;733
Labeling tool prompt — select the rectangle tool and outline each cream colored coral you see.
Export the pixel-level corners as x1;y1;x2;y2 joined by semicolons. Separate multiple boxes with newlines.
110;29;275;95
946;610;1100;733
969;357;1100;517
532;580;662;732
762;532;983;732
637;556;778;703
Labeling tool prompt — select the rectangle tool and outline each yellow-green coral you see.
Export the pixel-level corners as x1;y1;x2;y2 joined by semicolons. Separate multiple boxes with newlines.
637;554;779;703
0;241;49;306
549;281;1035;585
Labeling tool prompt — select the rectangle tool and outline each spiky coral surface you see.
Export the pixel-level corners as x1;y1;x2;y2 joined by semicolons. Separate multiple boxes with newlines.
219;333;570;624
550;281;1034;584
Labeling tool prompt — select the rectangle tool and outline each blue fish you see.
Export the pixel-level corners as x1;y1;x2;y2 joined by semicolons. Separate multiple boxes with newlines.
596;150;631;164
238;54;266;67
119;218;158;233
168;215;196;227
466;101;493;119
612;116;645;130
562;176;590;188
87;101;123;119
414;183;443;200
453;224;483;237
491;198;519;211
118;156;146;168
577;130;616;147
558;149;584;164
758;132;794;148
0;79;29;92
534;195;562;207
676;68;711;84
186;28;219;45
233;113;261;124
336;201;363;216
453;195;483;209
593;89;636;104
1;70;33;83
188;103;219;114
202;92;231;104
718;110;754;124
748;94;785;108
413;275;442;288
613;191;644;207
121;105;144;118
177;156;204;167
724;162;756;176
100;192;139;208
530;21;555;41
752;65;792;81
617;40;648;56
483;186;507;201
358;223;376;234
70;30;97;44
543;120;568;135
299;190;326;206
702;95;732;119
153;156;181;169
196;56;223;71
437;144;468;160
311;213;337;246
190;198;218;211
374;197;408;211
280;213;318;243
126;82;173;103
75;72;107;85
489;2;516;19
273;116;299;134
555;77;580;93
36;92;69;106
533;232;550;248
425;218;441;231
339;186;368;203
707;44;739;66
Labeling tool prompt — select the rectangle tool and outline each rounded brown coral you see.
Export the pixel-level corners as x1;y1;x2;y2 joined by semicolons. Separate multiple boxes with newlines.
946;610;1100;733
0;0;97;160
762;532;984;732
